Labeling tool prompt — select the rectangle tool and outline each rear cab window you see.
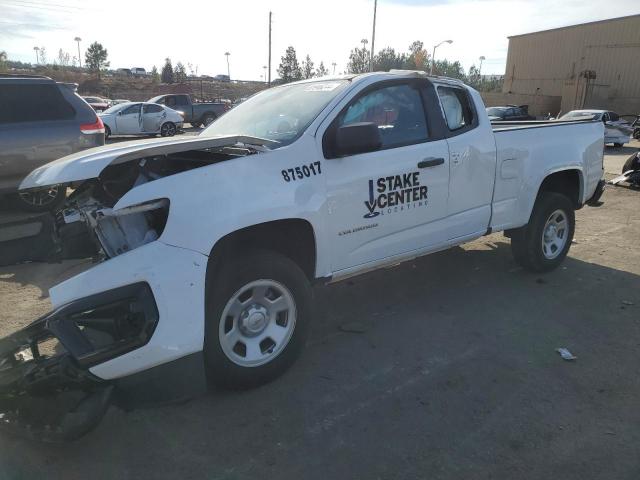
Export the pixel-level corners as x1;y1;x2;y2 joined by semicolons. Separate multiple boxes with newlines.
436;85;476;134
0;83;75;124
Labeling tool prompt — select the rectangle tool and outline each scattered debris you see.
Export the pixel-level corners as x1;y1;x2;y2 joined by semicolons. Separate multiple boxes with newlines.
556;347;577;361
339;321;369;334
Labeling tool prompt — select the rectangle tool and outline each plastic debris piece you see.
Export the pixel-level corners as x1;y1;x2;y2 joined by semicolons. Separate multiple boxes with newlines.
556;347;577;361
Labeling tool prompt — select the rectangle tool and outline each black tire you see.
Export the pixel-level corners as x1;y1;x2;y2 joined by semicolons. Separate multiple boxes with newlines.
633;129;640;140
13;184;67;213
614;143;624;148
204;250;312;389
190;121;201;129
160;122;176;137
510;192;575;272
201;113;217;127
622;153;639;174
104;125;111;140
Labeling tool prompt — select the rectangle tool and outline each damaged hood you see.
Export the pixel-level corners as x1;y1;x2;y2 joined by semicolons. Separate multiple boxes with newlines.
20;135;277;190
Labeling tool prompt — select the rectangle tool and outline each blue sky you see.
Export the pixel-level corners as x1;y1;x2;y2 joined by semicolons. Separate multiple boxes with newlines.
1;0;638;80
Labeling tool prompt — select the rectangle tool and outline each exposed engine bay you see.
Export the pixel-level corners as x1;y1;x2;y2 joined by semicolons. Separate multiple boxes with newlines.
54;145;259;262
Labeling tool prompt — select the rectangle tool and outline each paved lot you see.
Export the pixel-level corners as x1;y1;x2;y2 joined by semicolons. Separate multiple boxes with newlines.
0;142;639;479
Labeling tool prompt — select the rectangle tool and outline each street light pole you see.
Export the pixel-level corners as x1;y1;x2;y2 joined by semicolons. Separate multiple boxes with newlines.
74;37;82;68
332;62;336;75
268;11;272;87
224;52;230;79
263;65;267;83
33;46;39;64
478;55;486;82
370;0;377;72
430;39;452;75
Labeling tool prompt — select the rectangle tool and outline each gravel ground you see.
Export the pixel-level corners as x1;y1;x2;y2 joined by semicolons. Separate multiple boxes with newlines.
0;142;639;479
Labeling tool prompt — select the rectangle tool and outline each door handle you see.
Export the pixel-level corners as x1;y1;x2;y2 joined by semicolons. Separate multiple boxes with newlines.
417;157;445;168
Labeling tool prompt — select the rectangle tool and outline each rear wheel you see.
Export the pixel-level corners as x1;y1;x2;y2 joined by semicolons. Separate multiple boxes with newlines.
202;113;216;127
190;121;201;128
204;250;312;389
160;122;176;137
14;184;67;213
614;143;624;148
511;192;575;272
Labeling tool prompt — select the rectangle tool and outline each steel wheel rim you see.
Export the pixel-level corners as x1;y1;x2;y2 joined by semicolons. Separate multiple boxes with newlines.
19;185;60;207
218;279;297;367
542;209;568;259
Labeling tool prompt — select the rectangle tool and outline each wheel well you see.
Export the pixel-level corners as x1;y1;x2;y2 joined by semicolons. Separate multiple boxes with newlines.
207;219;317;281
537;170;581;209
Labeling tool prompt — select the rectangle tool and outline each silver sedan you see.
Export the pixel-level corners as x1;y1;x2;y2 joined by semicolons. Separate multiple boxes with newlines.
99;102;184;138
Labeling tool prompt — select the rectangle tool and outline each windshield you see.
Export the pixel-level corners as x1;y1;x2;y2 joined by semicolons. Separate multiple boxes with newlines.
200;80;349;146
560;111;600;120
102;103;129;114
486;107;506;116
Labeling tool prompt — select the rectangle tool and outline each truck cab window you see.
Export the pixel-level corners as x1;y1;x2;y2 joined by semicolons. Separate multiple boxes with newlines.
437;86;474;131
338;84;428;148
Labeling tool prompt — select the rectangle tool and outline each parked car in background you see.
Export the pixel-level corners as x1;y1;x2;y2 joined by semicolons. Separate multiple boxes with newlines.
110;99;131;106
486;105;535;121
148;93;230;127
0;74;105;211
99;102;184;138
558;110;632;147
116;68;133;77
131;67;147;77
214;74;230;82
83;96;110;112
630;115;640;140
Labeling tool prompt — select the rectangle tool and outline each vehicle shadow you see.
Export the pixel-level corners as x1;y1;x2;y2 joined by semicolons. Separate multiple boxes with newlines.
2;239;640;480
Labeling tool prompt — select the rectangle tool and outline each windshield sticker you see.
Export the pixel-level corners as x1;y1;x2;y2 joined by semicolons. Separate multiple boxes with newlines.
363;171;428;218
304;82;342;92
282;161;322;182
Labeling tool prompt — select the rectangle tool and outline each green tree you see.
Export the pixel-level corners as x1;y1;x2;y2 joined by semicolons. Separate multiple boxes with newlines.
277;46;302;83
301;54;315;79
315;61;329;77
151;65;160;83
433;59;465;79
161;57;174;84
84;42;109;77
346;45;369;73
174;61;187;83
373;47;406;71
0;51;7;72
467;64;480;87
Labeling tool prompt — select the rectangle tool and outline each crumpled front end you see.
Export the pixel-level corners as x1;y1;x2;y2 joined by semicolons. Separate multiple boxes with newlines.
0;282;158;441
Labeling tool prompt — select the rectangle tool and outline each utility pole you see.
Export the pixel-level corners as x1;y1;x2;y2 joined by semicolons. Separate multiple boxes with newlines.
74;37;82;68
370;0;377;72
268;11;272;87
225;52;230;79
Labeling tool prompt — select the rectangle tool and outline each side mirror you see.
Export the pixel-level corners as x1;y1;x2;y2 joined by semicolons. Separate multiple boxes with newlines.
335;122;382;156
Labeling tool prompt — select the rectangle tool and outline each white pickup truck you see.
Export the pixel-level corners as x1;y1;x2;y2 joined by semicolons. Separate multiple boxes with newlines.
1;71;605;439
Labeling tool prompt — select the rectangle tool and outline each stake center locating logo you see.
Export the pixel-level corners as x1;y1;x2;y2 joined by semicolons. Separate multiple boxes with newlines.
363;171;428;218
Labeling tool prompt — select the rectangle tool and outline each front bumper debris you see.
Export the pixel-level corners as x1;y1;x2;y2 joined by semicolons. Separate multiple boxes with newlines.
0;282;158;442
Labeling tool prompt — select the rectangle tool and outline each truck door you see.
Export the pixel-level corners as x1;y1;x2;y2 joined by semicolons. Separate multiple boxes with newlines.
115;103;142;134
435;85;497;240
142;103;166;133
323;80;451;273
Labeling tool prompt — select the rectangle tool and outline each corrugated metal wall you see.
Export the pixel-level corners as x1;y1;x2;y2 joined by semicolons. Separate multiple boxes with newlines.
503;15;640;113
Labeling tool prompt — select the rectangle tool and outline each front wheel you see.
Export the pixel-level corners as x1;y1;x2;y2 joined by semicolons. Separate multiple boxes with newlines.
204;250;312;389
160;122;176;137
202;114;216;127
14;184;67;212
511;192;575;272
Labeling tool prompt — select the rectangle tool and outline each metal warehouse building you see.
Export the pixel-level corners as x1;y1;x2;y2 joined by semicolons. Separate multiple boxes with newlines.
502;14;640;116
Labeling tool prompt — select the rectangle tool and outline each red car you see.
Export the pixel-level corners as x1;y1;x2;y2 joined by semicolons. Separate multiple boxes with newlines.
82;96;110;112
